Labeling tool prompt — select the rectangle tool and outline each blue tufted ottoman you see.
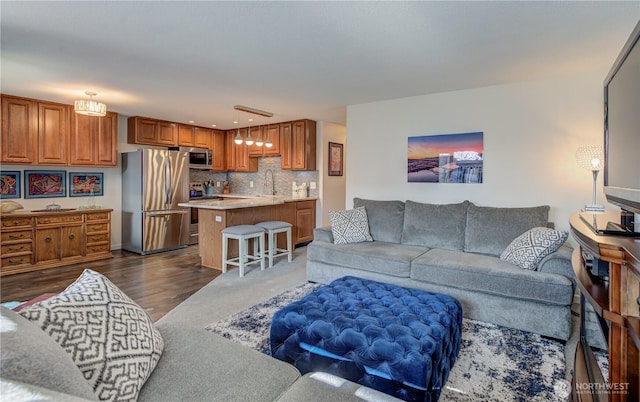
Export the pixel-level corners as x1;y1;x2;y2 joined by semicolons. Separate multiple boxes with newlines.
270;276;463;402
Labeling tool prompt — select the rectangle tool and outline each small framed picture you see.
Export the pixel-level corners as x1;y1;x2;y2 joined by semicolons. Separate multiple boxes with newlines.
25;170;67;198
69;173;104;197
328;142;343;176
0;171;21;199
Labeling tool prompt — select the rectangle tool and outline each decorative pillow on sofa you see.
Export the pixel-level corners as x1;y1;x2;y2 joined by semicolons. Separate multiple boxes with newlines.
500;227;569;270
329;206;374;244
18;269;164;402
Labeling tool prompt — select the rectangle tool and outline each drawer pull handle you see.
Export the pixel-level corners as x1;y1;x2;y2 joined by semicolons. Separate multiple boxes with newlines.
41;219;49;223
9;258;24;264
8;234;23;239
68;234;75;240
45;236;52;242
9;246;24;251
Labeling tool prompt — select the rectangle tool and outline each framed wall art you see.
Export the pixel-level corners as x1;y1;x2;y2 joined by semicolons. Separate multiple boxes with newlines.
69;172;104;197
0;171;21;199
408;132;484;183
328;142;343;176
24;170;67;198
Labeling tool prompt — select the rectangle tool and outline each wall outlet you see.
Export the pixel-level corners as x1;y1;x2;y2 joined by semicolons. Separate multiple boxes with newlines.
216;181;221;187
250;181;254;188
215;215;222;222
310;182;317;189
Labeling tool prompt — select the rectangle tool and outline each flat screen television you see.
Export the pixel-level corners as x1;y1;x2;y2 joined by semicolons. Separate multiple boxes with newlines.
603;20;640;216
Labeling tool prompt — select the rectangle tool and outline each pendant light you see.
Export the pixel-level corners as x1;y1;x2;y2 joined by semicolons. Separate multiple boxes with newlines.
233;112;243;144
255;116;264;147
265;125;273;148
245;118;254;146
74;91;107;117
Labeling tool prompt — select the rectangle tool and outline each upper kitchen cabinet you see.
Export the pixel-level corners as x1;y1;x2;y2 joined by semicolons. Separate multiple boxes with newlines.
1;95;38;164
248;126;265;156
291;119;316;170
211;129;226;172
280;122;292;169
178;125;211;149
225;129;258;172
1;95;70;165
128;116;178;146
263;124;281;156
70;111;118;167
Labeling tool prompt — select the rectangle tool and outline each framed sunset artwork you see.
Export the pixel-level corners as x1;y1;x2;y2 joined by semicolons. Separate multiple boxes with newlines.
408;132;484;183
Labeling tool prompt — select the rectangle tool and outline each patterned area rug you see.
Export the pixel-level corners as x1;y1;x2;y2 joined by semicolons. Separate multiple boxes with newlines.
205;283;570;402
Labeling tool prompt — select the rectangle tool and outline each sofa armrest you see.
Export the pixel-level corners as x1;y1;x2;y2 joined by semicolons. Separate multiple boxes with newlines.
537;244;576;287
313;226;334;243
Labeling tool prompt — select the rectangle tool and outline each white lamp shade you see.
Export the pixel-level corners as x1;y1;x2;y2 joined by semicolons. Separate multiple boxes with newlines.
74;99;107;117
575;145;604;171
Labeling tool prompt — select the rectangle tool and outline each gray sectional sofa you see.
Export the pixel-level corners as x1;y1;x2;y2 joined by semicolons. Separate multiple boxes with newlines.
307;198;576;341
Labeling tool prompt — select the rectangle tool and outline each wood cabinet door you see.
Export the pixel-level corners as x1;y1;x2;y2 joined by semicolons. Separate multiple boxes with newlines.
280;122;292;169
263;124;281;156
291;120;316;171
1;95;38;164
130;117;157;144
212;130;226;171
60;225;84;259
35;228;60;263
225;130;237;171
234;129;257;171
194;127;212;149
71;111;117;166
178;125;195;146
248;126;264;156
37;102;69;165
157;121;178;146
295;205;315;243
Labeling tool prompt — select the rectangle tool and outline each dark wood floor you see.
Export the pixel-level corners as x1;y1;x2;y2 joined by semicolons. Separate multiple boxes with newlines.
0;245;220;322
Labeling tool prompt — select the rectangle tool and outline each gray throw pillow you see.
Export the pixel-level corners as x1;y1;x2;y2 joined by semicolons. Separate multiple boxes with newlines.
329;206;374;244
353;198;405;243
464;204;550;256
500;227;569;270
0;306;97;400
19;269;164;402
401;200;470;250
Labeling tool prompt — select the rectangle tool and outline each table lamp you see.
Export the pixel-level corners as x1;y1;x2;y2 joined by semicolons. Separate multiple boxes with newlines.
575;145;605;212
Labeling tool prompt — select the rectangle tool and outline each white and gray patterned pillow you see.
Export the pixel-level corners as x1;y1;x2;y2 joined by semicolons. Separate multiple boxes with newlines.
329;206;374;244
19;269;164;402
500;227;568;270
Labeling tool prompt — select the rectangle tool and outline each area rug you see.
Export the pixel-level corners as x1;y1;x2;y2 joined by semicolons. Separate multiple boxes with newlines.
205;283;570;402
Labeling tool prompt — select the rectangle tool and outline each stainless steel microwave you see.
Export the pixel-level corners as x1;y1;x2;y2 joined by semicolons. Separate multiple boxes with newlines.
172;147;213;169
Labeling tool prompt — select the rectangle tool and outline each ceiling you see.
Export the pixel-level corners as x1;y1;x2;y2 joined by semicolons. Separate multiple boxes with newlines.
1;1;638;129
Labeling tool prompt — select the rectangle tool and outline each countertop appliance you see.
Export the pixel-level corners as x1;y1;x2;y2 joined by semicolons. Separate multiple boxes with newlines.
121;149;190;254
170;146;213;170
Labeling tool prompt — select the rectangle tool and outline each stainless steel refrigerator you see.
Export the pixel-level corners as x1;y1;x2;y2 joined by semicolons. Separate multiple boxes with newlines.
121;149;190;255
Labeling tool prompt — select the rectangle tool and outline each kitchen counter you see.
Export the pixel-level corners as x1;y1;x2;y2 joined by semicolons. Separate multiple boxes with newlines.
179;194;317;210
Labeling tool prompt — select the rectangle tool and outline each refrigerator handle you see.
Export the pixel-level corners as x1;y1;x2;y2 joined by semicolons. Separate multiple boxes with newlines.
164;157;171;207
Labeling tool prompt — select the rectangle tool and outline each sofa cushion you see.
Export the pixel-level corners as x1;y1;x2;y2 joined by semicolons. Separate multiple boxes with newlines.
0;306;98;401
410;249;574;306
464;204;550;256
500;227;569;270
329;207;374;244
353;198;405;243
401;200;470;251
19;269;164;402
139;322;300;402
307;239;427;278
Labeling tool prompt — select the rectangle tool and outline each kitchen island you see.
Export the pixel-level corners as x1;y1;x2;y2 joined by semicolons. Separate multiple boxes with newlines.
179;195;316;270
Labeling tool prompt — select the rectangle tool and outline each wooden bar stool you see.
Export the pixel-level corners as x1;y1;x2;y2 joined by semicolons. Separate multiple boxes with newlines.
255;221;293;268
221;225;265;277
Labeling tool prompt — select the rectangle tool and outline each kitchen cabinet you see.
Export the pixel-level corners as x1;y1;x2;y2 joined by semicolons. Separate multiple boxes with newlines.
70;111;118;166
128;116;178;146
280;122;292;169
211;129;226;171
1;95;38;164
178;124;195;146
225;129;258;172
291;119;316;171
248;126;265;156
263;124;281;156
0;209;113;276
178;125;211;149
37;101;70;165
295;200;316;244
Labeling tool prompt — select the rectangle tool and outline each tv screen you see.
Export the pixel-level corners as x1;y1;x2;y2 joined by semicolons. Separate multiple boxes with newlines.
604;20;640;215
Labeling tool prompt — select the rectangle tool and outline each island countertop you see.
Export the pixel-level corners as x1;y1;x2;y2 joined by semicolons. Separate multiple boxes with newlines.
178;194;317;210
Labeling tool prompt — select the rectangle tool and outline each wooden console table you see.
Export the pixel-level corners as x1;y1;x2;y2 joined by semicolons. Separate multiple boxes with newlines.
570;212;640;401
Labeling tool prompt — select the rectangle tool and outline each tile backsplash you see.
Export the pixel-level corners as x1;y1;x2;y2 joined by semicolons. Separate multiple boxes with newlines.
189;156;318;198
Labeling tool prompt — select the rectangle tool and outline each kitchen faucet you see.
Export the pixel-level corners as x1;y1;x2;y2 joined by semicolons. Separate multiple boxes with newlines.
264;169;275;195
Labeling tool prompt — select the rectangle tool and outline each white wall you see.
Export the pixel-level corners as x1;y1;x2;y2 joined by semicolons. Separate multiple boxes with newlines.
346;71;609;233
317;121;347;226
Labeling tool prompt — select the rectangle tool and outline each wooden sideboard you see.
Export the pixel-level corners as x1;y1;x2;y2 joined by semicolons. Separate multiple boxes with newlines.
569;212;640;401
1;209;113;276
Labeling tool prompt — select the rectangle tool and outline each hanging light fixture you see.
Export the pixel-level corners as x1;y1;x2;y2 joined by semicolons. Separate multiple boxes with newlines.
233;112;243;144
245;118;254;146
74;91;107;117
255;116;264;147
264;124;273;148
232;105;274;146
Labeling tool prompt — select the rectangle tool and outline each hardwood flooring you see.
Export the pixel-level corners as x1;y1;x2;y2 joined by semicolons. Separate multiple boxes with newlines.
0;245;220;322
